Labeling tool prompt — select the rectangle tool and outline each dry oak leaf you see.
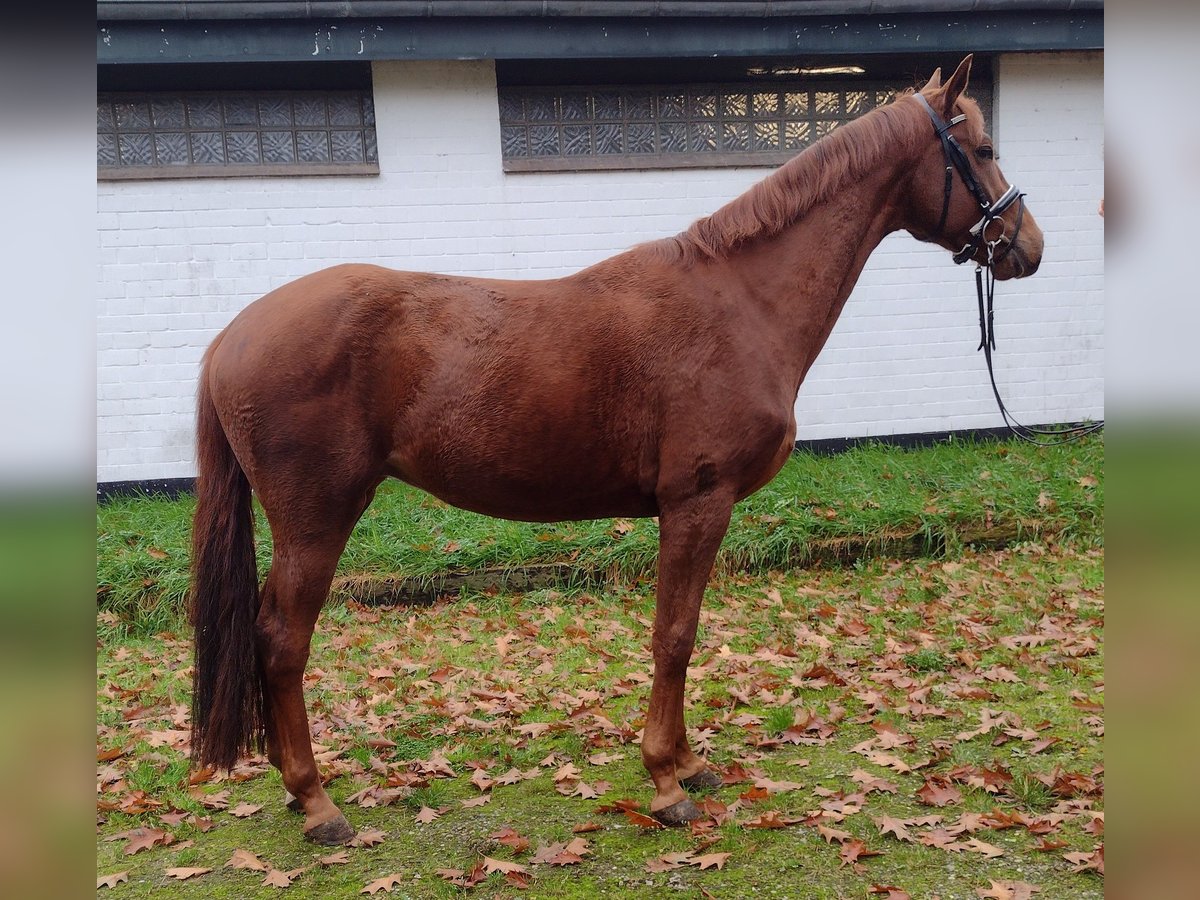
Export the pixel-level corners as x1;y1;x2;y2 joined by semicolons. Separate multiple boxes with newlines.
483;857;529;875
491;827;532;853
646;851;697;873
839;839;883;867
572;822;603;833
916;779;962;807
874;816;914;842
166;867;211;880
962;838;1006;858
818;824;853;844
742;810;799;829
263;867;308;888
1064;846;1104;875
229;802;263;818
319;851;351;866
976;881;1042;900
869;887;912;900
414;805;449;824
124;827;174;855
623;809;664;829
348;828;388;848
360;873;406;894
97;872;129;889
226;848;269;871
460;795;491;809
693;852;732;870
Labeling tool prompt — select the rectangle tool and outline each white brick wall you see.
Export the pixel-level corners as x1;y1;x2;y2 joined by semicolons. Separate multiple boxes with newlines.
97;53;1104;483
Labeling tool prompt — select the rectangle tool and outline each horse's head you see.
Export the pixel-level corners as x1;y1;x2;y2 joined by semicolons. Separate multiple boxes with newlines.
903;56;1044;280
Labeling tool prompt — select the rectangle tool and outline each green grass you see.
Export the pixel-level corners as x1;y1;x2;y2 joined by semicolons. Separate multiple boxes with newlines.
96;544;1104;898
97;436;1103;634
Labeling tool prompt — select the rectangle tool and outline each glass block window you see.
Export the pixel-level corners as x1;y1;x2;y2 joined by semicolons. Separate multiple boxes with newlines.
97;90;378;179
499;80;992;173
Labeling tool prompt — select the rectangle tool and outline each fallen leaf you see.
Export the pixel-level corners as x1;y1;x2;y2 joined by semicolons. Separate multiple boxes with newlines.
572;822;603;833
229;802;263;818
348;828;387;848
916;778;962;807
869;887;913;900
319;851;351;866
976;881;1042;900
165;867;211;880
97;872;128;888
839;839;883;867
491;827;531;852
226;848;269;871
262;867;308;888
123;828;173;855
460;795;491;808
483;856;529;875
693;852;731;870
622;809;664;829
360;873;406;894
414;805;446;824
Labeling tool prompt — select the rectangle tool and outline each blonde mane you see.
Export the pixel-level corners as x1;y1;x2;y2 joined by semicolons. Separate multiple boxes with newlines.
642;89;945;265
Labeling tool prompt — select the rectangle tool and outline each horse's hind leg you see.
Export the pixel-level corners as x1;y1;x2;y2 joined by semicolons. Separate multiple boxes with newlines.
255;488;375;844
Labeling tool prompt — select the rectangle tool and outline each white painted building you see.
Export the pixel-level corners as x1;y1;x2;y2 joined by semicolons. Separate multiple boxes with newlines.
96;2;1104;487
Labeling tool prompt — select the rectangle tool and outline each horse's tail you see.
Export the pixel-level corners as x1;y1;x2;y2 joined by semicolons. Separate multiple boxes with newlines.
189;350;264;770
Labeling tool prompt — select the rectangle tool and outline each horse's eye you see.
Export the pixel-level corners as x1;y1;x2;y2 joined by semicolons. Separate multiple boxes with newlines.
976;145;995;161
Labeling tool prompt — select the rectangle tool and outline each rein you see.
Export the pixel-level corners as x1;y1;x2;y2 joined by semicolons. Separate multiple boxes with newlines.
915;94;1103;446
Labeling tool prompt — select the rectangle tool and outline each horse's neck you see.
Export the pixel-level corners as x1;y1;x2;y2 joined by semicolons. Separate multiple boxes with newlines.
721;160;907;391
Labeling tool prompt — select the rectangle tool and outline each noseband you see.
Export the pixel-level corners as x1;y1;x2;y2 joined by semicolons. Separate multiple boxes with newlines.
914;93;1102;446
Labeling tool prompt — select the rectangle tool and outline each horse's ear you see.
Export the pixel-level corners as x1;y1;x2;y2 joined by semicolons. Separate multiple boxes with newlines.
940;55;973;116
923;67;943;92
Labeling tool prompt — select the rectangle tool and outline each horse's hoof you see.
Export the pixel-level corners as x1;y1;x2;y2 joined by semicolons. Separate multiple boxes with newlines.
680;768;723;791
651;798;703;827
284;791;303;813
304;814;355;846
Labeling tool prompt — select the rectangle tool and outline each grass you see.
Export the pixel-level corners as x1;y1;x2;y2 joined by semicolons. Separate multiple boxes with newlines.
97;435;1103;634
96;544;1104;898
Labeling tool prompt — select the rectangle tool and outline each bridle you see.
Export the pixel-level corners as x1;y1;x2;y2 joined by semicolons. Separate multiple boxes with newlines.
915;93;1103;446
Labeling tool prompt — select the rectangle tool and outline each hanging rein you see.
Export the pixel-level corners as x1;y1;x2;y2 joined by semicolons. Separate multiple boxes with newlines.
915;94;1103;446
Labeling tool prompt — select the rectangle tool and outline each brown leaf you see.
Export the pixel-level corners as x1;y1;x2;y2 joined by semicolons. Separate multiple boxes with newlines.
348;828;387;847
645;851;697;872
460;795;491;809
226;848;269;871
962;838;1005;858
414;805;447;824
976;881;1042;900
1064;846;1104;875
123;827;173;855
572;821;603;833
97;872;129;889
818;824;853;844
229;802;263;818
319;851;351;866
491;827;532;853
483;856;529;875
263;867;308;888
839;839;883;867
873;816;913;842
622;809;664;829
869;887;913;900
165;867;211;880
742;810;797;829
360;873;406;894
916;778;962;807
505;870;533;889
693;852;731;870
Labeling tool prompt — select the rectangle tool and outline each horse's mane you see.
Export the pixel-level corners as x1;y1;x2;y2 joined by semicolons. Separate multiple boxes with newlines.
640;88;949;266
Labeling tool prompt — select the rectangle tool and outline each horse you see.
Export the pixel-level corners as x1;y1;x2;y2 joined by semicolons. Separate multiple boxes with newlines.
189;56;1043;844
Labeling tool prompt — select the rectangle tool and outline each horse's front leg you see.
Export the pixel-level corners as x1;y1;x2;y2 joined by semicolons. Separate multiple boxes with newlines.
642;489;734;825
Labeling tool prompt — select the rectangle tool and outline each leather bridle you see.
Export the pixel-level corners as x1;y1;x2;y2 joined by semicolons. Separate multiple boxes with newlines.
915;92;1103;446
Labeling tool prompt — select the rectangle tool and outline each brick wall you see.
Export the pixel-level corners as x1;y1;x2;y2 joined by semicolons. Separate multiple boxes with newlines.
96;52;1104;483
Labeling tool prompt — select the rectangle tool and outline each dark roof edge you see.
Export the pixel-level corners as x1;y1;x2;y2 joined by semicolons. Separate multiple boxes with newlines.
98;1;1104;22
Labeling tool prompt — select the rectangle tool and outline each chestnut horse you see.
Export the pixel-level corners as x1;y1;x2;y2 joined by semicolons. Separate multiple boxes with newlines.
190;57;1043;844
